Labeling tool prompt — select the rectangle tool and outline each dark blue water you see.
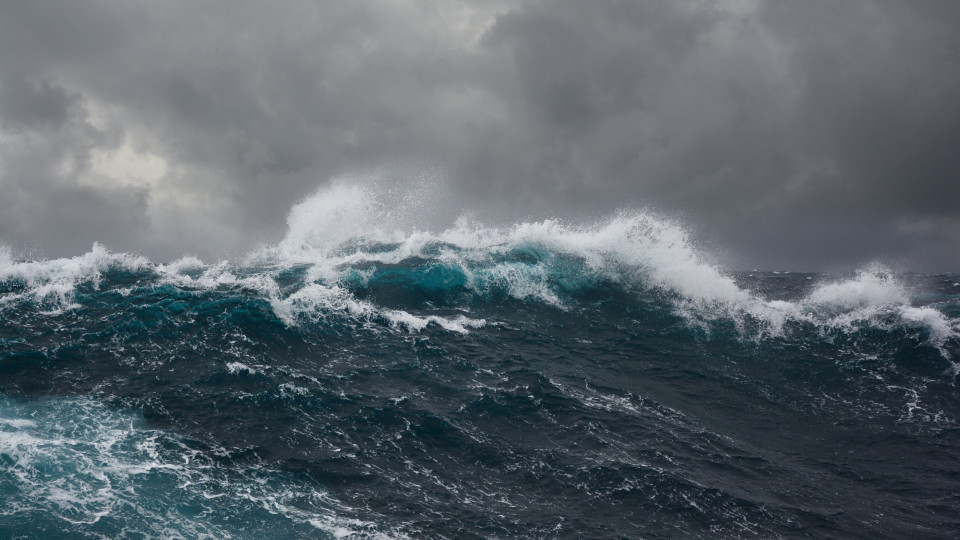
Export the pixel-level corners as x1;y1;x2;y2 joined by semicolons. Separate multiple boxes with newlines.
2;188;959;538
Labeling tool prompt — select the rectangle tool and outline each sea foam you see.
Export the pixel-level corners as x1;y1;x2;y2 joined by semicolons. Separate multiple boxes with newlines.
0;396;398;538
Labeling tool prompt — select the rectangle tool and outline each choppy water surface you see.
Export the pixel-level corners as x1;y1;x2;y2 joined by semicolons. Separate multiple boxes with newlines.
2;184;959;538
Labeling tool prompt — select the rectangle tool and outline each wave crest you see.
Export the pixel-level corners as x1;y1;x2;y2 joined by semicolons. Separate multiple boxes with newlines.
260;182;957;349
1;181;957;350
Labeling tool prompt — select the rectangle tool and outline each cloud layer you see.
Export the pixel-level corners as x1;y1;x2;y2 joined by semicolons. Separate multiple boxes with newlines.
1;0;958;270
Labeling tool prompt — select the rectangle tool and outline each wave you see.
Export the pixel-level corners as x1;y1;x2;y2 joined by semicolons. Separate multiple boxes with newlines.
1;181;958;350
0;243;152;314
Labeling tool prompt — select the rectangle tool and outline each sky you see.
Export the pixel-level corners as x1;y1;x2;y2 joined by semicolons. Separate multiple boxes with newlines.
1;0;958;271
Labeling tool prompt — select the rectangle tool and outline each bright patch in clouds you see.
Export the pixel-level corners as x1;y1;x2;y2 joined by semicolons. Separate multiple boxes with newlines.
90;142;168;188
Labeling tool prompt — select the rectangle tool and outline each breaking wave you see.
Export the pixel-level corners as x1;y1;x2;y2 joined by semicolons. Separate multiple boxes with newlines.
2;181;956;349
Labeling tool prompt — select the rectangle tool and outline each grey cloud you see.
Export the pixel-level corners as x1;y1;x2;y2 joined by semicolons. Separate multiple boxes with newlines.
0;0;958;269
473;0;960;269
0;78;80;130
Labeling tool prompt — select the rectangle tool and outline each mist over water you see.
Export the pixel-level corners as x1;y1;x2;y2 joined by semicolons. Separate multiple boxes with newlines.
2;181;959;538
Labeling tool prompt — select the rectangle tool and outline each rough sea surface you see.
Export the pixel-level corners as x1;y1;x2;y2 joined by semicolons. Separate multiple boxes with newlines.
2;184;959;539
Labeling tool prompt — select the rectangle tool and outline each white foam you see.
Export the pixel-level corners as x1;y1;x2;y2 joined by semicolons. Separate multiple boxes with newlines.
225;361;259;375
898;306;959;350
157;255;205;273
796;268;956;343
156;260;282;297
480;262;564;307
661;263;959;348
0;243;151;313
271;282;484;333
805;264;906;308
0;417;37;428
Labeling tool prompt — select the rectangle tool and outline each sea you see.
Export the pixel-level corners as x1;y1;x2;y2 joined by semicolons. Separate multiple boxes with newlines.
1;183;958;539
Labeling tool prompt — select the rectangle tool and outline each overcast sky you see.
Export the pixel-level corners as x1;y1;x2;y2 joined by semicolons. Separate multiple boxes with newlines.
1;0;958;270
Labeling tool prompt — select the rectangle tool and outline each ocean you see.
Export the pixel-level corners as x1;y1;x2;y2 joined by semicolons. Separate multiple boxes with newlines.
1;184;958;539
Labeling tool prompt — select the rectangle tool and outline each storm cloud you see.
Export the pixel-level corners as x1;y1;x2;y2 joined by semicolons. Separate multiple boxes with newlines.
1;0;958;270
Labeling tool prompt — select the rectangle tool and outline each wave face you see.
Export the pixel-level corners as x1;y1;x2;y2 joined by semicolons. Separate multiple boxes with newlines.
2;182;959;538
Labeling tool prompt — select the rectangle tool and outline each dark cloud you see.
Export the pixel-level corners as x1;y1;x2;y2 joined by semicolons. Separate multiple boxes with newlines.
0;0;957;269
